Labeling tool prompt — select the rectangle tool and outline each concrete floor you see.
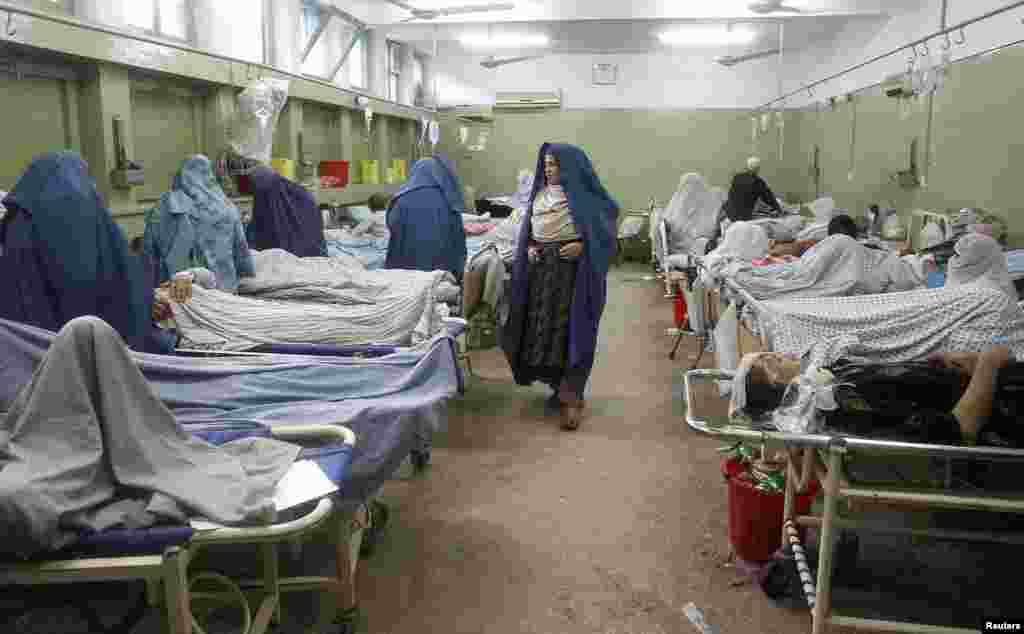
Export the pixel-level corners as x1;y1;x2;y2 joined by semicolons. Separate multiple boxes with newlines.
357;265;827;634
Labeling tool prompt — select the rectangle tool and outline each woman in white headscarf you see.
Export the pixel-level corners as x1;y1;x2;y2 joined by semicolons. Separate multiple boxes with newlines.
660;173;721;258
946;233;1016;299
700;221;770;285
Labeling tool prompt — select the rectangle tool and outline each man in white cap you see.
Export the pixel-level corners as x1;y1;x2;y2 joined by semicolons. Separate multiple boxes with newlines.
722;156;782;222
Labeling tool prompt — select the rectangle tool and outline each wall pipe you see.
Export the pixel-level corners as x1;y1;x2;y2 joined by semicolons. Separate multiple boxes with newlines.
0;0;435;115
921;0;950;189
754;0;1024;110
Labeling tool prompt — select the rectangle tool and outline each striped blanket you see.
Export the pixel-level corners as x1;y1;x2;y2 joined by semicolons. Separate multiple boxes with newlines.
172;249;454;350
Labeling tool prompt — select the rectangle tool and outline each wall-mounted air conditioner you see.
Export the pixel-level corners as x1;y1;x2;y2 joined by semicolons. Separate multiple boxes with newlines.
493;90;562;111
439;104;495;123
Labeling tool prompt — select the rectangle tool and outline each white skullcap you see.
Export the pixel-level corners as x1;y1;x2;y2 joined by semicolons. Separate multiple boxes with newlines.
747;156;761;171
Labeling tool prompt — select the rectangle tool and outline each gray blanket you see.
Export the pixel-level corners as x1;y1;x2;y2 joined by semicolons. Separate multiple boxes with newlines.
0;317;300;558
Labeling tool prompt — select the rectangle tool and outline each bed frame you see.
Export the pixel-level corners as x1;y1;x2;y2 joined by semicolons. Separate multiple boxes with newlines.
0;425;362;634
684;369;1024;633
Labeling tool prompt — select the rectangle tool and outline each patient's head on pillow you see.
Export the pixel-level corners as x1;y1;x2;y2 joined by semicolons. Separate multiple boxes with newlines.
828;214;859;238
744;353;802;417
368;193;393;212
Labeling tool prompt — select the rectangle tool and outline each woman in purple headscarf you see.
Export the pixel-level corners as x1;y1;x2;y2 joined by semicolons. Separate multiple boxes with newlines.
501;144;620;430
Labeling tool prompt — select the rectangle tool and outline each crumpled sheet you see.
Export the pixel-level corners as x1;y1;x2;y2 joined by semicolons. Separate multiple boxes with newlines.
173;250;453;350
0;318;462;512
723;235;922;300
0;317;299;558
760;282;1024;371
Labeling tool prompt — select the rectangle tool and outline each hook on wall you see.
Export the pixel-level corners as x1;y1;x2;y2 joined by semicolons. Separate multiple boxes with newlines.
954;27;966;45
5;11;16;38
918;41;929;57
941;33;952;50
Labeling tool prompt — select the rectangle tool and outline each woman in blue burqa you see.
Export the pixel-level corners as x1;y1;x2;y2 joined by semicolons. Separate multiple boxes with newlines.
385;155;467;280
0;151;159;351
502;143;620;430
246;165;327;258
144;155;255;292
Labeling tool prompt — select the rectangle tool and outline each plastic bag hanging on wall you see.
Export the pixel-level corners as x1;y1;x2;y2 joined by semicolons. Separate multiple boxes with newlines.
228;77;290;163
429;120;440;153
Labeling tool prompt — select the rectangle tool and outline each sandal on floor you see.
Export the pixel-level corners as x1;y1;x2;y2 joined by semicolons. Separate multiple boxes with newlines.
330;605;360;634
560;404;584;431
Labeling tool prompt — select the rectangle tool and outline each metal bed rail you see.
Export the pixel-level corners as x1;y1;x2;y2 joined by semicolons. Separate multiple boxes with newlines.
683;368;1024;634
0;424;361;634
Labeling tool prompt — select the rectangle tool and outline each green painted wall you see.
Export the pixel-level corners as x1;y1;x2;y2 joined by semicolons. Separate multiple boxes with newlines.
786;45;1024;245
0;73;79;187
439;109;804;213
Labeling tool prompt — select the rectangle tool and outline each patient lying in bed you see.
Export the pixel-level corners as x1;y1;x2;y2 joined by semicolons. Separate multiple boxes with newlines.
738;346;1020;446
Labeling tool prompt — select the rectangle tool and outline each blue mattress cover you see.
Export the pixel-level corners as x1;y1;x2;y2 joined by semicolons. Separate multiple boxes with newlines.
0;318;461;511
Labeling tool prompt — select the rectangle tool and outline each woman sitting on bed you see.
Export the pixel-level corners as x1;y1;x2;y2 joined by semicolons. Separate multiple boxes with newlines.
144;155;255;292
738;345;1019;446
247;165;327;258
944;233;1017;300
0;152;193;354
385;156;468;281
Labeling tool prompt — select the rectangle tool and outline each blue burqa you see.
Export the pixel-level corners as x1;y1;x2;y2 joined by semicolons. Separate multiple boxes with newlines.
501;143;620;395
0;151;152;352
246;166;327;258
385;156;467;279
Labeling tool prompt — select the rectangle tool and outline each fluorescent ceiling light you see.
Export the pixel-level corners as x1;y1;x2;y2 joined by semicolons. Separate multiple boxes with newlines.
658;26;757;47
458;33;550;49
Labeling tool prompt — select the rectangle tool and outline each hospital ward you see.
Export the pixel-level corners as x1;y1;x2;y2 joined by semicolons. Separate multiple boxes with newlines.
5;2;1024;634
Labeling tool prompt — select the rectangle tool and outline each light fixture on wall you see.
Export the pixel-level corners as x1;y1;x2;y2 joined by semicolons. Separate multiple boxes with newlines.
658;25;756;47
458;33;550;49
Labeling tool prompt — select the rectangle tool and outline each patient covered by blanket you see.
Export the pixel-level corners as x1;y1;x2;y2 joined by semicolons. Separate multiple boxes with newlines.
171;248;456;350
723;234;925;299
0;317;299;558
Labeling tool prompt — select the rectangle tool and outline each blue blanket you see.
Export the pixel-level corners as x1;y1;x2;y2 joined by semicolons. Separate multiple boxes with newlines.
0;318;461;504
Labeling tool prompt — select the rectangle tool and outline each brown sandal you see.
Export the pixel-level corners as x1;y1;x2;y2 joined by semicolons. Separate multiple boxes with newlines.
560;403;584;431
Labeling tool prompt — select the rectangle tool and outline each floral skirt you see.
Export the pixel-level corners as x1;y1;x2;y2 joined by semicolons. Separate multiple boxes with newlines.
518;241;586;401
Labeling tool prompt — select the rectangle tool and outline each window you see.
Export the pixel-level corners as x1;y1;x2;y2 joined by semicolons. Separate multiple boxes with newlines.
348;33;366;88
301;0;322;41
125;0;190;41
387;40;401;101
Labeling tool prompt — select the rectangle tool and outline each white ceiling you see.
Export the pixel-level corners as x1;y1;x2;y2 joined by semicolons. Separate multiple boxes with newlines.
340;0;927;24
329;0;929;56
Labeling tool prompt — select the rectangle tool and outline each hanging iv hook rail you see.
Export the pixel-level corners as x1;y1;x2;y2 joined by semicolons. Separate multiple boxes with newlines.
755;0;1024;111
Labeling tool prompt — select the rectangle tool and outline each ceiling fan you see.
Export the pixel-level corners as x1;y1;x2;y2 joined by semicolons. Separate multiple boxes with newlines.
748;1;816;14
715;48;780;66
480;54;544;68
385;0;516;22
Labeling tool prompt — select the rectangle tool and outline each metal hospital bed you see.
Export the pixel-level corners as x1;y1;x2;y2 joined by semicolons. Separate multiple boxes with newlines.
0;422;358;634
0;316;465;631
683;369;1024;634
